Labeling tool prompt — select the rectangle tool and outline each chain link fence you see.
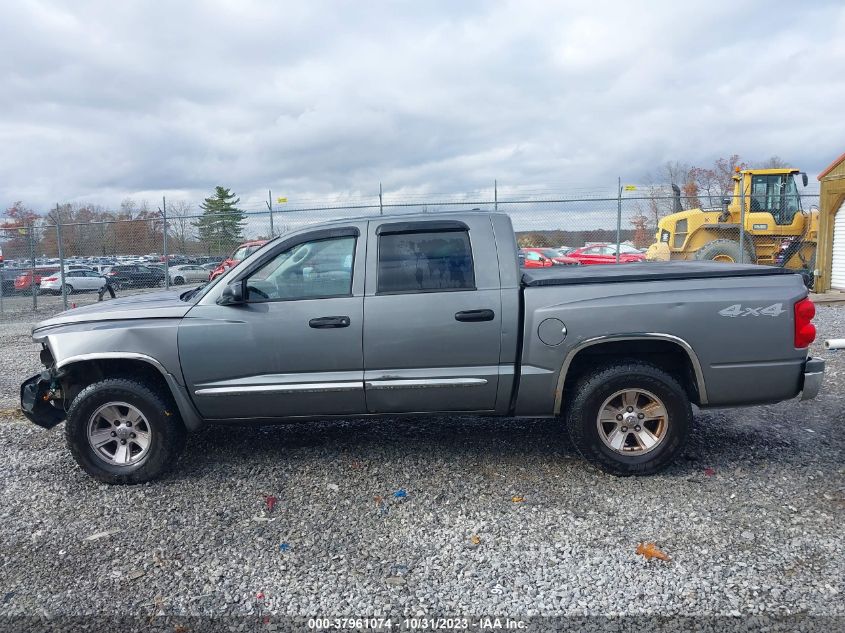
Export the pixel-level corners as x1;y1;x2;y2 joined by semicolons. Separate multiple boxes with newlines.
0;187;821;321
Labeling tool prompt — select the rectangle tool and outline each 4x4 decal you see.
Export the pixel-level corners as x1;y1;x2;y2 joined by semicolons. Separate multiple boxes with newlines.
718;303;786;318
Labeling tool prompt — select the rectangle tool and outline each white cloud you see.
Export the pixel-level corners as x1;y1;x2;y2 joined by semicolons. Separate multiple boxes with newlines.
0;0;842;212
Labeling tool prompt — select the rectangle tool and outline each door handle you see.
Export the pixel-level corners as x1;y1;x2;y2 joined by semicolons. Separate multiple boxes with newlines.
455;309;495;322
309;316;351;329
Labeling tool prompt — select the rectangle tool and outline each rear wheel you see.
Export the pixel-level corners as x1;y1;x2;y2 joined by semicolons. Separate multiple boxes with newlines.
565;361;691;476
64;284;74;295
65;378;186;484
173;276;185;285
694;238;754;264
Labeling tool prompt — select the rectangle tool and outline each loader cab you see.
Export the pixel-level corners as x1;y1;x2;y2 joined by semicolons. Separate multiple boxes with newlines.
747;171;803;226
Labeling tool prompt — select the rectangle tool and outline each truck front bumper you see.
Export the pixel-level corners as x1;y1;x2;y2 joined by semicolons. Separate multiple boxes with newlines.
20;373;66;429
800;357;825;401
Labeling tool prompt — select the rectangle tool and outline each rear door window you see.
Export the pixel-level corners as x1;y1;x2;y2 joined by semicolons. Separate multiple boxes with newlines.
377;230;475;294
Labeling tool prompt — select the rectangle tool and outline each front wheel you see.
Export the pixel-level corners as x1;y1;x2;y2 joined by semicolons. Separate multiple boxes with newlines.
65;378;186;484
694;238;755;264
565;361;691;476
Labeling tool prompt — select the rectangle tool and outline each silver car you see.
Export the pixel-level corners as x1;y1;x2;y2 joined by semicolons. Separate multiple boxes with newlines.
168;264;209;285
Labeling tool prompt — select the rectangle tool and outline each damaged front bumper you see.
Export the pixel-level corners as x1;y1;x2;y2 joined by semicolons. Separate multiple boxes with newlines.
20;372;67;429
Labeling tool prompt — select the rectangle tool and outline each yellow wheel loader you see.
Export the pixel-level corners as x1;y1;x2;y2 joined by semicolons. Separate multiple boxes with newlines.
645;168;818;286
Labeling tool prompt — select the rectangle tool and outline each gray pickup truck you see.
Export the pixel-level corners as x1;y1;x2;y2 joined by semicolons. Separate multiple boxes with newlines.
20;211;824;483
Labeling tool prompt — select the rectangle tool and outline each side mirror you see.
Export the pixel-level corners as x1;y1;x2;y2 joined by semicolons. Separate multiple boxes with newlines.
217;280;245;306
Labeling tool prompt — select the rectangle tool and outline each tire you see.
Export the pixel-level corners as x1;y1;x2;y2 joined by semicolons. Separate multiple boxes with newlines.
112;280;123;291
64;284;74;295
694;238;755;264
173;276;184;285
65;378;187;484
565;361;692;476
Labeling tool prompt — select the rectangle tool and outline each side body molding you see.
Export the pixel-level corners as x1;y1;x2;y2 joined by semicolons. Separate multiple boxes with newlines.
553;333;708;415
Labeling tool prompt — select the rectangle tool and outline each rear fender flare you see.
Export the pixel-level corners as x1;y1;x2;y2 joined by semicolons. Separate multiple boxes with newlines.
553;333;708;415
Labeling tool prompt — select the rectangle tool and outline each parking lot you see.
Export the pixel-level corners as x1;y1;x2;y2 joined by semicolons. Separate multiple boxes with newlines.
0;304;842;627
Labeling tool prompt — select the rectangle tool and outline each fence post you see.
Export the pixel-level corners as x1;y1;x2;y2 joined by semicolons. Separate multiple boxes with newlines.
615;177;622;264
267;189;275;238
379;183;383;216
29;223;37;311
739;172;746;264
162;196;169;290
494;180;498;213
56;205;68;311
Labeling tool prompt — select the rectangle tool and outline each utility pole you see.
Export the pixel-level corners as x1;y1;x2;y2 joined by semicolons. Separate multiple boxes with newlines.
29;223;37;310
738;172;746;264
267;189;274;238
615;177;622;264
494;179;498;212
56;204;67;310
162;196;169;289
379;183;383;216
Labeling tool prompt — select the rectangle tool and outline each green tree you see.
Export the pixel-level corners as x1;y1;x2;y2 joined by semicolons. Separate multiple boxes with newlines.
194;186;246;255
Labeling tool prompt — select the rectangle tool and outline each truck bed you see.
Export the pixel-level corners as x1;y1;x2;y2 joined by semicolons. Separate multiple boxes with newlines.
521;261;798;287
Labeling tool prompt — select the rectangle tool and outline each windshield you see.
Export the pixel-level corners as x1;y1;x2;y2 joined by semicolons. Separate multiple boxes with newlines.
616;244;641;254
232;244;262;260
183;238;279;301
750;173;802;225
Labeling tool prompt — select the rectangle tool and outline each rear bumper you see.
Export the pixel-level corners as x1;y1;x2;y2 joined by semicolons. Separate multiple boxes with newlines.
20;373;66;429
800;357;825;401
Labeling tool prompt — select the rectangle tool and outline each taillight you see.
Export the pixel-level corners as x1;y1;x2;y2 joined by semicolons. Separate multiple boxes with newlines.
794;298;816;348
43;277;57;282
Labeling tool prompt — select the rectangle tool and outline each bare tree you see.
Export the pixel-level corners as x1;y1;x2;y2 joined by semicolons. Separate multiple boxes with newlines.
754;155;790;169
166;200;195;254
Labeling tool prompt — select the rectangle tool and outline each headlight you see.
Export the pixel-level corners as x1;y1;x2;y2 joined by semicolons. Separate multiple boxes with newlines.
660;229;671;243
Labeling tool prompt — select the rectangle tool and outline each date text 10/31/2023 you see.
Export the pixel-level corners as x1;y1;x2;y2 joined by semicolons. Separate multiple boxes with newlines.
307;617;527;630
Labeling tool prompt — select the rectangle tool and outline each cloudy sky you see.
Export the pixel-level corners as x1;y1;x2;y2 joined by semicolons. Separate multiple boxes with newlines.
1;0;843;213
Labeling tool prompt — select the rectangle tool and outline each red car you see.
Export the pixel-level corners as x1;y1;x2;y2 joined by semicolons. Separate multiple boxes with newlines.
209;240;269;281
14;268;59;292
520;248;580;267
567;244;646;265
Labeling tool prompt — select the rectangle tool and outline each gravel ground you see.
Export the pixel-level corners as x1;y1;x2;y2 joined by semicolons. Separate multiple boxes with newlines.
0;305;842;628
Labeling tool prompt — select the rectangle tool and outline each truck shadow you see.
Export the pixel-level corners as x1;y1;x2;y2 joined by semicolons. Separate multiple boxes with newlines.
172;406;832;480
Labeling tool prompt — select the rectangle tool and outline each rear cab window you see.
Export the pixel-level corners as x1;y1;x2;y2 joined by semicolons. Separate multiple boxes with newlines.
376;226;475;294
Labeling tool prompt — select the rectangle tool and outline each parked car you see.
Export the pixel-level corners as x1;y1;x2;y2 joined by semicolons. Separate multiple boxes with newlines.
20;211;823;484
40;269;106;294
521;247;580;266
519;248;553;268
208;240;269;281
557;246;575;256
14;268;59;292
103;264;166;289
201;262;221;271
0;267;26;294
169;264;210;285
567;243;647;265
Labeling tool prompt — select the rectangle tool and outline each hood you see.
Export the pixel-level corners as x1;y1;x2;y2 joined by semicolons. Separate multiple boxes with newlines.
33;289;196;331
